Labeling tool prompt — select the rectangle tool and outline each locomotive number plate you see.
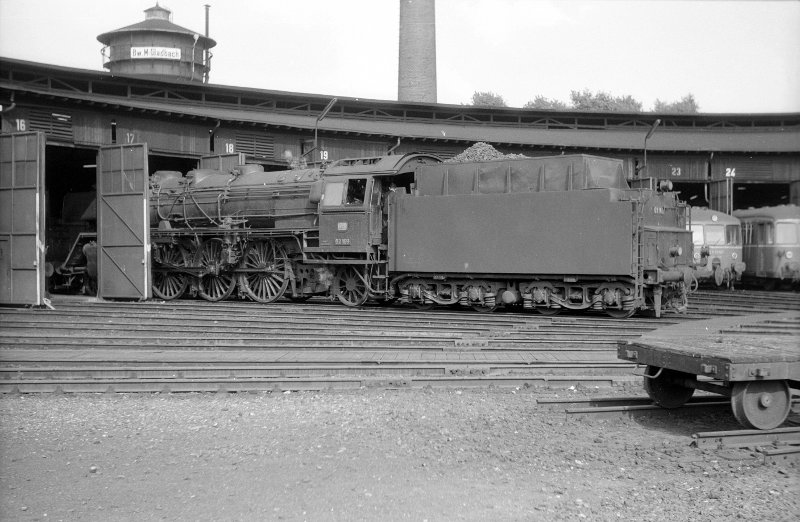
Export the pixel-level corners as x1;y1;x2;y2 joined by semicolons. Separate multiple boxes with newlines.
335;238;351;246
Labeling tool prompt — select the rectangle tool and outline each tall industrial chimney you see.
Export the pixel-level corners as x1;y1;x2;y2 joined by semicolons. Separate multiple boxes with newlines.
398;0;437;103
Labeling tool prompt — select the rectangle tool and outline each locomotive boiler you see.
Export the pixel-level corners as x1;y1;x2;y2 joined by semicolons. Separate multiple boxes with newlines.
148;152;693;318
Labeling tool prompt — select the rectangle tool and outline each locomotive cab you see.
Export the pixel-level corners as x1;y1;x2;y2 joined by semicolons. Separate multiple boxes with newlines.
314;176;380;252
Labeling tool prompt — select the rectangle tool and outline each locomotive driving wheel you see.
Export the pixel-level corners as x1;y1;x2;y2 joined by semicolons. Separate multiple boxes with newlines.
643;365;696;408
239;240;289;303
731;380;791;430
335;265;369;307
195;238;236;302
152;244;190;300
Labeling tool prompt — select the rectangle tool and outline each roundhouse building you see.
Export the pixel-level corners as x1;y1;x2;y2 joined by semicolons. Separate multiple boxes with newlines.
1;5;799;304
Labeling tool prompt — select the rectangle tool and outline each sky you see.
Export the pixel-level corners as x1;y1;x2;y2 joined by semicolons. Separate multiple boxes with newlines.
0;0;798;113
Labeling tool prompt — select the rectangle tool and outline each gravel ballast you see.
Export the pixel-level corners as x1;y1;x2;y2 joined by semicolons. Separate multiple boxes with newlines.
1;388;797;521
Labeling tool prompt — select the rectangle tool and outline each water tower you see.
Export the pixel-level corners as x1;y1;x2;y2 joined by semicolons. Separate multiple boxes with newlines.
97;4;216;82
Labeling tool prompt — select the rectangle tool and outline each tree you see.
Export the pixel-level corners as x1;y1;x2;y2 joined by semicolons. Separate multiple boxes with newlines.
653;94;699;113
570;89;643;112
470;91;507;107
523;95;569;110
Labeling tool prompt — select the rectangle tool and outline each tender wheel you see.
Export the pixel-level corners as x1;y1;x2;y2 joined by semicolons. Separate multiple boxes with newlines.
335;266;369;307
239;240;288;303
536;306;561;316
606;308;636;319
731;380;791;430
152;245;189;300
643;365;696;408
471;304;497;313
195;239;235;302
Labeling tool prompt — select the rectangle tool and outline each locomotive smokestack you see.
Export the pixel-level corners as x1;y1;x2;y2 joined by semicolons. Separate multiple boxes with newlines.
398;0;437;103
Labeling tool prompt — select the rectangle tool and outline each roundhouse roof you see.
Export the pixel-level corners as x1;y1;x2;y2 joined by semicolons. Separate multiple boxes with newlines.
0;57;797;155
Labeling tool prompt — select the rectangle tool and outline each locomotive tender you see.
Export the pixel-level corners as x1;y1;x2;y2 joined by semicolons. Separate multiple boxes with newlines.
149;153;694;318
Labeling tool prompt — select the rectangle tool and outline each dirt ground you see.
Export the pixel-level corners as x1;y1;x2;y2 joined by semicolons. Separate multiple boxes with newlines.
0;387;797;521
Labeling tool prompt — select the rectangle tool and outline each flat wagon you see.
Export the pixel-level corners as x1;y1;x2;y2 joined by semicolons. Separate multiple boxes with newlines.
618;313;800;429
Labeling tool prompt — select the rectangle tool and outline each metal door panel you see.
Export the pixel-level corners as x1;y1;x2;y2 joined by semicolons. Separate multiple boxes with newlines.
97;144;151;299
708;179;733;214
199;153;244;171
0;132;46;305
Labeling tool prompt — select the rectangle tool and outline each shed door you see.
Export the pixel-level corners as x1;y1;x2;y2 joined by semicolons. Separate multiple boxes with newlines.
708;178;733;214
0;132;46;305
96;144;151;299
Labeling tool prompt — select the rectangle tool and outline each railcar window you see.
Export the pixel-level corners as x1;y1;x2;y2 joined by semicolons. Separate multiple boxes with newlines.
757;223;774;244
704;225;725;245
776;223;798;245
725;225;741;245
322;182;345;207
690;225;704;246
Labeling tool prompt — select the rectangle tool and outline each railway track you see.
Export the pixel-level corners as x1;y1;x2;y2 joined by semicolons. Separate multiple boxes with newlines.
0;289;796;394
692;427;800;465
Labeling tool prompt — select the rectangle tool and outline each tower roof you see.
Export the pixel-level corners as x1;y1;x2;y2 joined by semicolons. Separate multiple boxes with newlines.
97;4;216;48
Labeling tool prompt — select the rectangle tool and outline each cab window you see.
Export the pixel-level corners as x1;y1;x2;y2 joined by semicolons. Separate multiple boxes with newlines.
345;179;367;205
322;181;345;207
704;224;724;245
776;223;798;245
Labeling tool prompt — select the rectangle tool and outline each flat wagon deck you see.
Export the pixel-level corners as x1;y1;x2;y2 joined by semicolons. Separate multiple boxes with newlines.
618;312;800;429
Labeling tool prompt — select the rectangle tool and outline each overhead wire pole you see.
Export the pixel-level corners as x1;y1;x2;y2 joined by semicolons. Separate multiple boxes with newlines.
642;118;662;176
305;97;338;163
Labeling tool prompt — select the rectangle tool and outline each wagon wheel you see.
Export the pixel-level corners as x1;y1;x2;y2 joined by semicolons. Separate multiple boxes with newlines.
335;265;369;307
643;365;696;409
239;240;288;303
152;244;190;300
195;238;235;302
731;380;791;430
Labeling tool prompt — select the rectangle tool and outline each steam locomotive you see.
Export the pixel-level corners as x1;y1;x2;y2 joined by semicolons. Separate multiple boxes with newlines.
149;153;694;318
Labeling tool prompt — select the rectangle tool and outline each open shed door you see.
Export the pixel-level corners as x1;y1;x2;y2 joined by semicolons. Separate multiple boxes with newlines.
709;178;733;214
96;144;151;299
0;132;46;305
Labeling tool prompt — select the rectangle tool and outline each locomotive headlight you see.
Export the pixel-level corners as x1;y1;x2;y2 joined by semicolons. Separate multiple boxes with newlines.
788;251;794;259
732;252;738;260
693;252;701;260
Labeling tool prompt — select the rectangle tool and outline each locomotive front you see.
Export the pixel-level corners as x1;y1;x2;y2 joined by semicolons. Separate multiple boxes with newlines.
688;207;746;288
